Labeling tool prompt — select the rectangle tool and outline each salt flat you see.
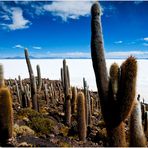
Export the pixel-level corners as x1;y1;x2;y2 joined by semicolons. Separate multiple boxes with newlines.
0;59;147;103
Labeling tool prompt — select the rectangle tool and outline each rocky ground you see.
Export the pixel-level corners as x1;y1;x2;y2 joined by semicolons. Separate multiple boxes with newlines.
2;79;148;147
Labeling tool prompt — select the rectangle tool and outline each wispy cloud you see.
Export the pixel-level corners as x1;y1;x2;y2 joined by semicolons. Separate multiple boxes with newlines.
144;37;148;41
43;1;93;21
33;46;42;50
13;44;24;49
114;40;123;44
5;7;31;30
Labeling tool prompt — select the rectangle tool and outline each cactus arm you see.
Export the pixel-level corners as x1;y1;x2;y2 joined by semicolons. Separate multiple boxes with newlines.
91;2;109;114
129;101;146;147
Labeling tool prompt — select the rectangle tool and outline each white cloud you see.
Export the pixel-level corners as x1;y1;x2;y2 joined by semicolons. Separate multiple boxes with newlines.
3;7;31;30
33;46;42;50
144;37;148;41
13;44;24;49
114;41;123;44
43;1;94;21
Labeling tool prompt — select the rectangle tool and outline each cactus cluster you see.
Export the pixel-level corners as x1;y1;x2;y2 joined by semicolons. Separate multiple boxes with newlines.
91;2;146;147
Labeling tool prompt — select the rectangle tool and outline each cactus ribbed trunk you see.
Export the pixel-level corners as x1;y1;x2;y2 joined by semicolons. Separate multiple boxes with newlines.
91;3;109;119
36;65;42;92
77;92;87;142
24;48;38;111
130;101;146;147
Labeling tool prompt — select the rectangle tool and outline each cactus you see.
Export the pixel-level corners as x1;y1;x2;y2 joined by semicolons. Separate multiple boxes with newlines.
0;64;4;87
129;101;146;147
144;111;148;135
65;93;72;126
24;48;38;111
109;63;119;101
36;65;42;92
141;104;146;120
44;84;49;105
14;79;21;104
71;87;77;114
77;92;87;142
91;97;94;115
91;2;138;146
0;88;13;145
18;75;27;108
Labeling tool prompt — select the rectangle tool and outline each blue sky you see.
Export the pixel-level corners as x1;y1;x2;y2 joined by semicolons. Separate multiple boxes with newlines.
0;1;148;59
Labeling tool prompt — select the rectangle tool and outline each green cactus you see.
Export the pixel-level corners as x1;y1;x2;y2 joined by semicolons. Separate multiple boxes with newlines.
18;75;27;108
77;92;87;142
65;93;72;126
14;79;21;104
0;64;5;87
71;87;77;114
91;2;138;146
144;111;148;135
109;63;119;101
0;87;13;146
24;48;38;111
129;101;146;147
36;65;42;92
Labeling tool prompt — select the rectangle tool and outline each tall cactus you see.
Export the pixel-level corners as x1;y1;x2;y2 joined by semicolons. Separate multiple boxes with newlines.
130;101;146;147
71;86;77;114
0;64;13;146
91;2;138;146
0;64;4;87
24;48;38;111
77;92;87;142
36;65;42;92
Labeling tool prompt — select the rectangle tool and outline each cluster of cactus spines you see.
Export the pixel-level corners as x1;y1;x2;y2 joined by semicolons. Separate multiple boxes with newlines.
0;65;13;145
91;2;138;146
71;86;77;114
77;92;87;142
129;101;146;147
36;65;42;92
24;48;38;111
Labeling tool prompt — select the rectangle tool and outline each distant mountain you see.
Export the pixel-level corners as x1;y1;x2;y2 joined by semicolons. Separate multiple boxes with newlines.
2;56;91;59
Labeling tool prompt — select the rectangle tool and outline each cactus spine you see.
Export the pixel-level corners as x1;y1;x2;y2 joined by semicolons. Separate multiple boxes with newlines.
91;2;138;146
77;92;87;142
129;101;146;147
24;48;38;111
